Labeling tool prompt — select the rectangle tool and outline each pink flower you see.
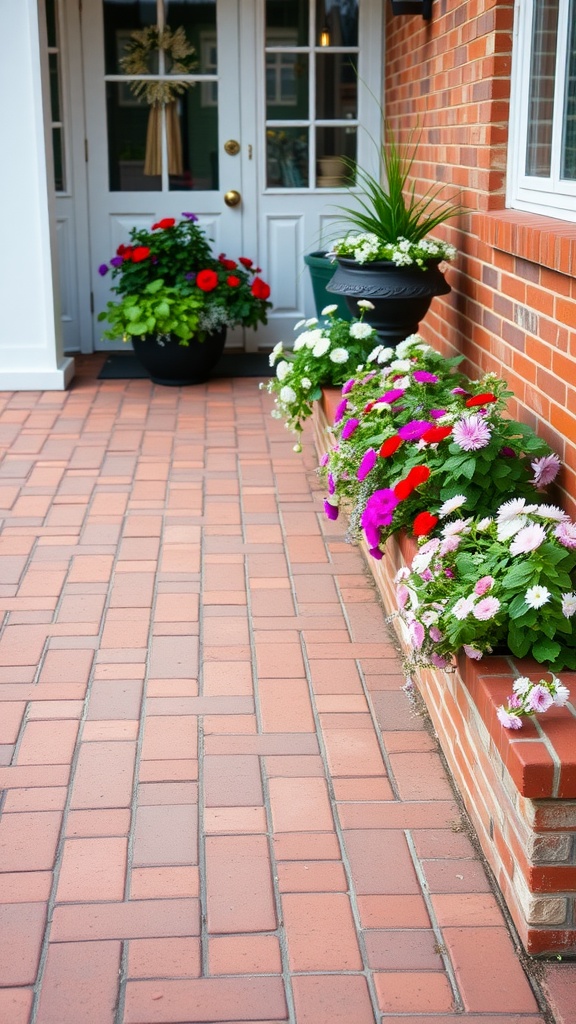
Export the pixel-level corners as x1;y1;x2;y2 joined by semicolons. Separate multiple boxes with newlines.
357;448;377;481
474;575;495;596
413;370;439;383
320;452;330;467
440;536;460;555
341;418;360;440
369;546;384;560
463;644;483;660
420;569;433;581
497;706;523;729
341;378;356;395
452;414;491;451
409;620;425;649
472;596;501;620
334;399;348;424
431;653;450;668
379;388;406;404
324;499;339;521
555;522;576;549
526;684;554;714
398;420;434;441
397;584;410;609
430;408;447;419
429;626;443;642
509;522;547;556
531;453;561;488
328;472;336;495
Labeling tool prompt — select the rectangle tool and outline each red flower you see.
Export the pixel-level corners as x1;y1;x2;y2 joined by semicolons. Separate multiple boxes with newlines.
465;392;497;407
413;511;439;536
407;465;431;487
131;246;150;262
394;478;414;500
251;277;271;300
121;246;134;261
421;425;453;444
239;257;253;268
152;217;176;230
116;244;128;256
379;435;402;458
364;401;376;414
196;269;219;291
219;257;237;270
227;275;241;287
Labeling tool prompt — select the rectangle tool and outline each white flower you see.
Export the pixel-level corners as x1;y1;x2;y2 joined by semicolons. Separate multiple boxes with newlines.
301;377;312;391
452;596;476;620
551;678;571;706
561;593;576;618
496;498;538;523
293;319;306;331
535;504;570;522
349;321;374;340
312;338;331;358
477;517;493;532
357;299;375;310
438;495;468;519
394;567;411;583
396;335;423;357
293;332;309;351
367;345;383;363
441;518;471;538
377;348;395;364
321;304;338;316
275;360;291;381
393;375;412;390
525;585;551;609
512;677;532;695
390;358;412;372
279;385;297;404
305;317;318;326
496;517;527;542
269;341;283;366
329;348;349;364
304;328;325;349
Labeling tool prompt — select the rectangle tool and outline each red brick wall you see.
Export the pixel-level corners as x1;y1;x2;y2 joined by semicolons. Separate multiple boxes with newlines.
384;0;576;514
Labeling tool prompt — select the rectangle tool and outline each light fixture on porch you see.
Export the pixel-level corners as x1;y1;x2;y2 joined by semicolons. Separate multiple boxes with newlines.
319;25;331;46
390;0;433;20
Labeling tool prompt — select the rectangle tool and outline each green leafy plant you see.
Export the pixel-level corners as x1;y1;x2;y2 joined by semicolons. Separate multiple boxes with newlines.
97;214;271;344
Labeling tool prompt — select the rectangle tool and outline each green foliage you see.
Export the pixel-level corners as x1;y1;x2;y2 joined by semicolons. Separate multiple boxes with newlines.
98;281;204;344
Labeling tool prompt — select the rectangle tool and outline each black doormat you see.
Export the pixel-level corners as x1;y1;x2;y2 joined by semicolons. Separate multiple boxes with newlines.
98;351;272;380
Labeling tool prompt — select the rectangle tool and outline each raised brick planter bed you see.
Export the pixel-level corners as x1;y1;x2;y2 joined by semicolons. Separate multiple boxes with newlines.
313;393;576;956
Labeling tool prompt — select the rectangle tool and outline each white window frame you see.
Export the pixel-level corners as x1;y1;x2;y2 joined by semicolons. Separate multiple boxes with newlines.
508;0;576;221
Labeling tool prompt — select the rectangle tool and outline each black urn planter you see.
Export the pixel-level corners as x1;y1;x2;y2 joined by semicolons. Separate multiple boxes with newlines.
131;328;227;386
326;258;451;346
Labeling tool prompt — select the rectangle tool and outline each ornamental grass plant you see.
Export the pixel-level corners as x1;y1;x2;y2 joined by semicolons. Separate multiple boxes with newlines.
98;214;271;344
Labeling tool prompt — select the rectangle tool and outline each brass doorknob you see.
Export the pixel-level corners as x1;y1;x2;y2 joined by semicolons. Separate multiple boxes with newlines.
224;189;242;207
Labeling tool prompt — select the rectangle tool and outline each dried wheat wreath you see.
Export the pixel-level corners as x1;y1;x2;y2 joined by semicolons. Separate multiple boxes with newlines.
120;25;198;105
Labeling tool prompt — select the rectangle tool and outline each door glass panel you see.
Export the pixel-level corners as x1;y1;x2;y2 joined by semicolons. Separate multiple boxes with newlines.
561;0;576;179
265;0;308;47
52;128;65;192
266;53;309;119
104;0;218;189
525;0;559;176
46;0;57;48
317;126;356;186
316;54;357;118
267;127;309;187
316;0;359;47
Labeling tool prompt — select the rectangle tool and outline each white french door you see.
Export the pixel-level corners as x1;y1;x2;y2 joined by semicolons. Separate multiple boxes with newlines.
80;0;382;351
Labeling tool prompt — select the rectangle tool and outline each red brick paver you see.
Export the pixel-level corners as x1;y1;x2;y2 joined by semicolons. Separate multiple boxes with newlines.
0;365;573;1023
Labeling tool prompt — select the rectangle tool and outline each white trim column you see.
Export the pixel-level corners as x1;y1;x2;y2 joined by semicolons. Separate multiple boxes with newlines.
0;0;74;390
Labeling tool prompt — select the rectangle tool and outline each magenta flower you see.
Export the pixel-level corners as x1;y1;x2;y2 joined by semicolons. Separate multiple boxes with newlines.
452;414;491;451
397;420;433;441
413;370;439;383
182;211;199;221
472;596;501;621
341;378;356;395
452;387;469;396
328;472;335;495
98;263;109;276
110;256;124;268
320;451;330;467
555;521;576;549
369;546;384;560
429;626;443;642
531;453;561;488
379;388;405;404
341;417;360;440
500;446;515;457
409;620;425;649
357;448;377;481
361;371;378;384
430;409;447;419
334;399;348;424
324;499;339;521
361;489;399;548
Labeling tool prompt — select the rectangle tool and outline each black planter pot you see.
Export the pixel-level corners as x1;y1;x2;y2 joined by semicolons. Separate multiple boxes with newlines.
131;328;227;386
326;257;451;346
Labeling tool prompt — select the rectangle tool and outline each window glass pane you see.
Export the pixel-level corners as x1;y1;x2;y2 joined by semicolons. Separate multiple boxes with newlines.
265;0;308;47
164;1;217;73
52;127;65;192
316;53;357;119
49;52;61;122
266;53;308;118
316;0;359;47
46;0;57;48
266;127;309;187
169;86;219;190
107;83;161;191
525;0;559;176
316;125;356;186
562;0;576;179
104;0;158;75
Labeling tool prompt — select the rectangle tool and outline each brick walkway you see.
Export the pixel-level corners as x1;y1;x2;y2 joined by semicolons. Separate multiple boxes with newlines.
0;362;571;1023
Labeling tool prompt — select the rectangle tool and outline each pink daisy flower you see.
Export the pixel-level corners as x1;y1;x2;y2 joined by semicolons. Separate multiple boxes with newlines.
526;684;554;714
497;706;523;729
473;596;501;620
474;575;494;596
509;523;547;556
452;414;491;451
555;522;576;549
531;453;561;488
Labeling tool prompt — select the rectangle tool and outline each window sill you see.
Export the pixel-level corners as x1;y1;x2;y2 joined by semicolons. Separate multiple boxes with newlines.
474;210;576;278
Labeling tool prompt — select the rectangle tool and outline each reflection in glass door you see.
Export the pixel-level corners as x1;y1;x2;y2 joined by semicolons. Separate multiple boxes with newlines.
264;0;359;190
102;0;219;193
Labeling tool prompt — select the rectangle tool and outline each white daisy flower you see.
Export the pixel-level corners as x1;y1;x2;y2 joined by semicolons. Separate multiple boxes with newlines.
279;385;297;403
561;592;576;618
496;517;528;542
438;495;468;519
367;345;383;363
312;338;331;358
377;348;395;364
441;518;471;538
329;348;350;364
305;328;325;349
357;299;375;310
390;358;412;372
535;504;570;522
476;517;493;531
321;304;338;316
275;360;291;381
496;498;538;523
452;596;476;620
293;319;306;331
293;332;309;351
305;317;319;326
350;322;374;340
512;676;532;695
525;585;551;609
